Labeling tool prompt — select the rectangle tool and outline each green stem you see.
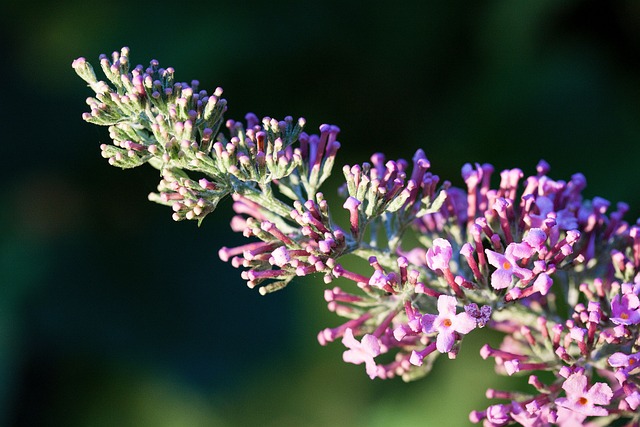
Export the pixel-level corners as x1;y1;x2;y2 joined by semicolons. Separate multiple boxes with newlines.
352;246;398;270
240;184;293;219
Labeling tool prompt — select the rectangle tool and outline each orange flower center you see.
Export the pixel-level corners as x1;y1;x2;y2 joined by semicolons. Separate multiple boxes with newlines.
443;319;452;327
502;261;512;270
578;397;588;406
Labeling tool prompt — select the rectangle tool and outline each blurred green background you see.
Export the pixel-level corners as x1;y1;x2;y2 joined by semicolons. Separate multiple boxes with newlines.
3;0;640;426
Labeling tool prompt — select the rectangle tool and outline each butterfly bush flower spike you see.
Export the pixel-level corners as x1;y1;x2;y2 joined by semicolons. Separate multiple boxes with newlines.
76;48;640;426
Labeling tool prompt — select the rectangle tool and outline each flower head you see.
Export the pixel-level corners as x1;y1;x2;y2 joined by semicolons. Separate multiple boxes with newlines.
554;372;613;416
421;295;477;353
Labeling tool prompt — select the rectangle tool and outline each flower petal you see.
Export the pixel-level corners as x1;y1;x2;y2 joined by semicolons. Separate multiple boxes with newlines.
453;312;477;335
506;242;534;259
360;334;381;357
436;330;455;353
562;373;587;395
490;268;513;289
341;328;359;348
485;249;505;269
437;295;457;316
421;314;437;333
587;382;613;406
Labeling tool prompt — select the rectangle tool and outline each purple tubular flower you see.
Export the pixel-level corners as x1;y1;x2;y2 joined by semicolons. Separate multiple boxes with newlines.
425;238;453;271
608;351;640;385
409;341;437;366
533;273;553;296
509;401;551;427
269;246;290;267
421;295;477;353
341;328;381;379
343;196;361;237
523;228;547;251
485;242;534;289
485;404;511;426
554;372;613;416
610;293;640;325
426;238;464;297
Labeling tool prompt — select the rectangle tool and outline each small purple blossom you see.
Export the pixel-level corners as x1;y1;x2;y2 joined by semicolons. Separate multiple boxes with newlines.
485;242;534;289
464;303;492;328
532;273;553;296
485;404;511;426
341;328;381;379
554;372;613;417
425;238;452;271
523;228;547;251
509;401;553;427
610;292;640;325
269;246;290;267
343;196;361;237
421;295;477;353
608;351;640;385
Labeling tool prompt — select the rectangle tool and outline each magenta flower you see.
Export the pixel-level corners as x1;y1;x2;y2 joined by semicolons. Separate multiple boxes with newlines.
421;295;477;353
425;238;452;271
625;391;640;410
532;273;553;296
343;196;362;237
510;401;553;427
610;293;640;325
522;228;547;251
341;328;381;379
485;242;534;289
484;404;510;426
554;372;613;416
607;351;640;384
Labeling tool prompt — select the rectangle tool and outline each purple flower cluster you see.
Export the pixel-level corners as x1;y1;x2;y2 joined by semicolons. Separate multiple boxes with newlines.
76;48;640;426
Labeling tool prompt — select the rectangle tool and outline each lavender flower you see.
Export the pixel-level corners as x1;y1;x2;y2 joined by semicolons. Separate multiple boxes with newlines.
341;328;381;379
555;372;613;417
485;243;534;289
425;238;453;271
420;295;477;353
610;292;640;325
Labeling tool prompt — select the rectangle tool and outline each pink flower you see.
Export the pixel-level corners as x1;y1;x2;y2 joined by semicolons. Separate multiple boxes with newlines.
522;228;547;250
607;351;640;384
341;328;381;379
485;242;534;289
421;295;477;353
610;293;640;325
625;391;640;410
554;372;613;416
485;404;510;426
510;401;553;427
425;238;452;271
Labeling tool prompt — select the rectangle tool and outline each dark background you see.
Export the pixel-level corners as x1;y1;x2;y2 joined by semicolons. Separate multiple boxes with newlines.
2;1;640;426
